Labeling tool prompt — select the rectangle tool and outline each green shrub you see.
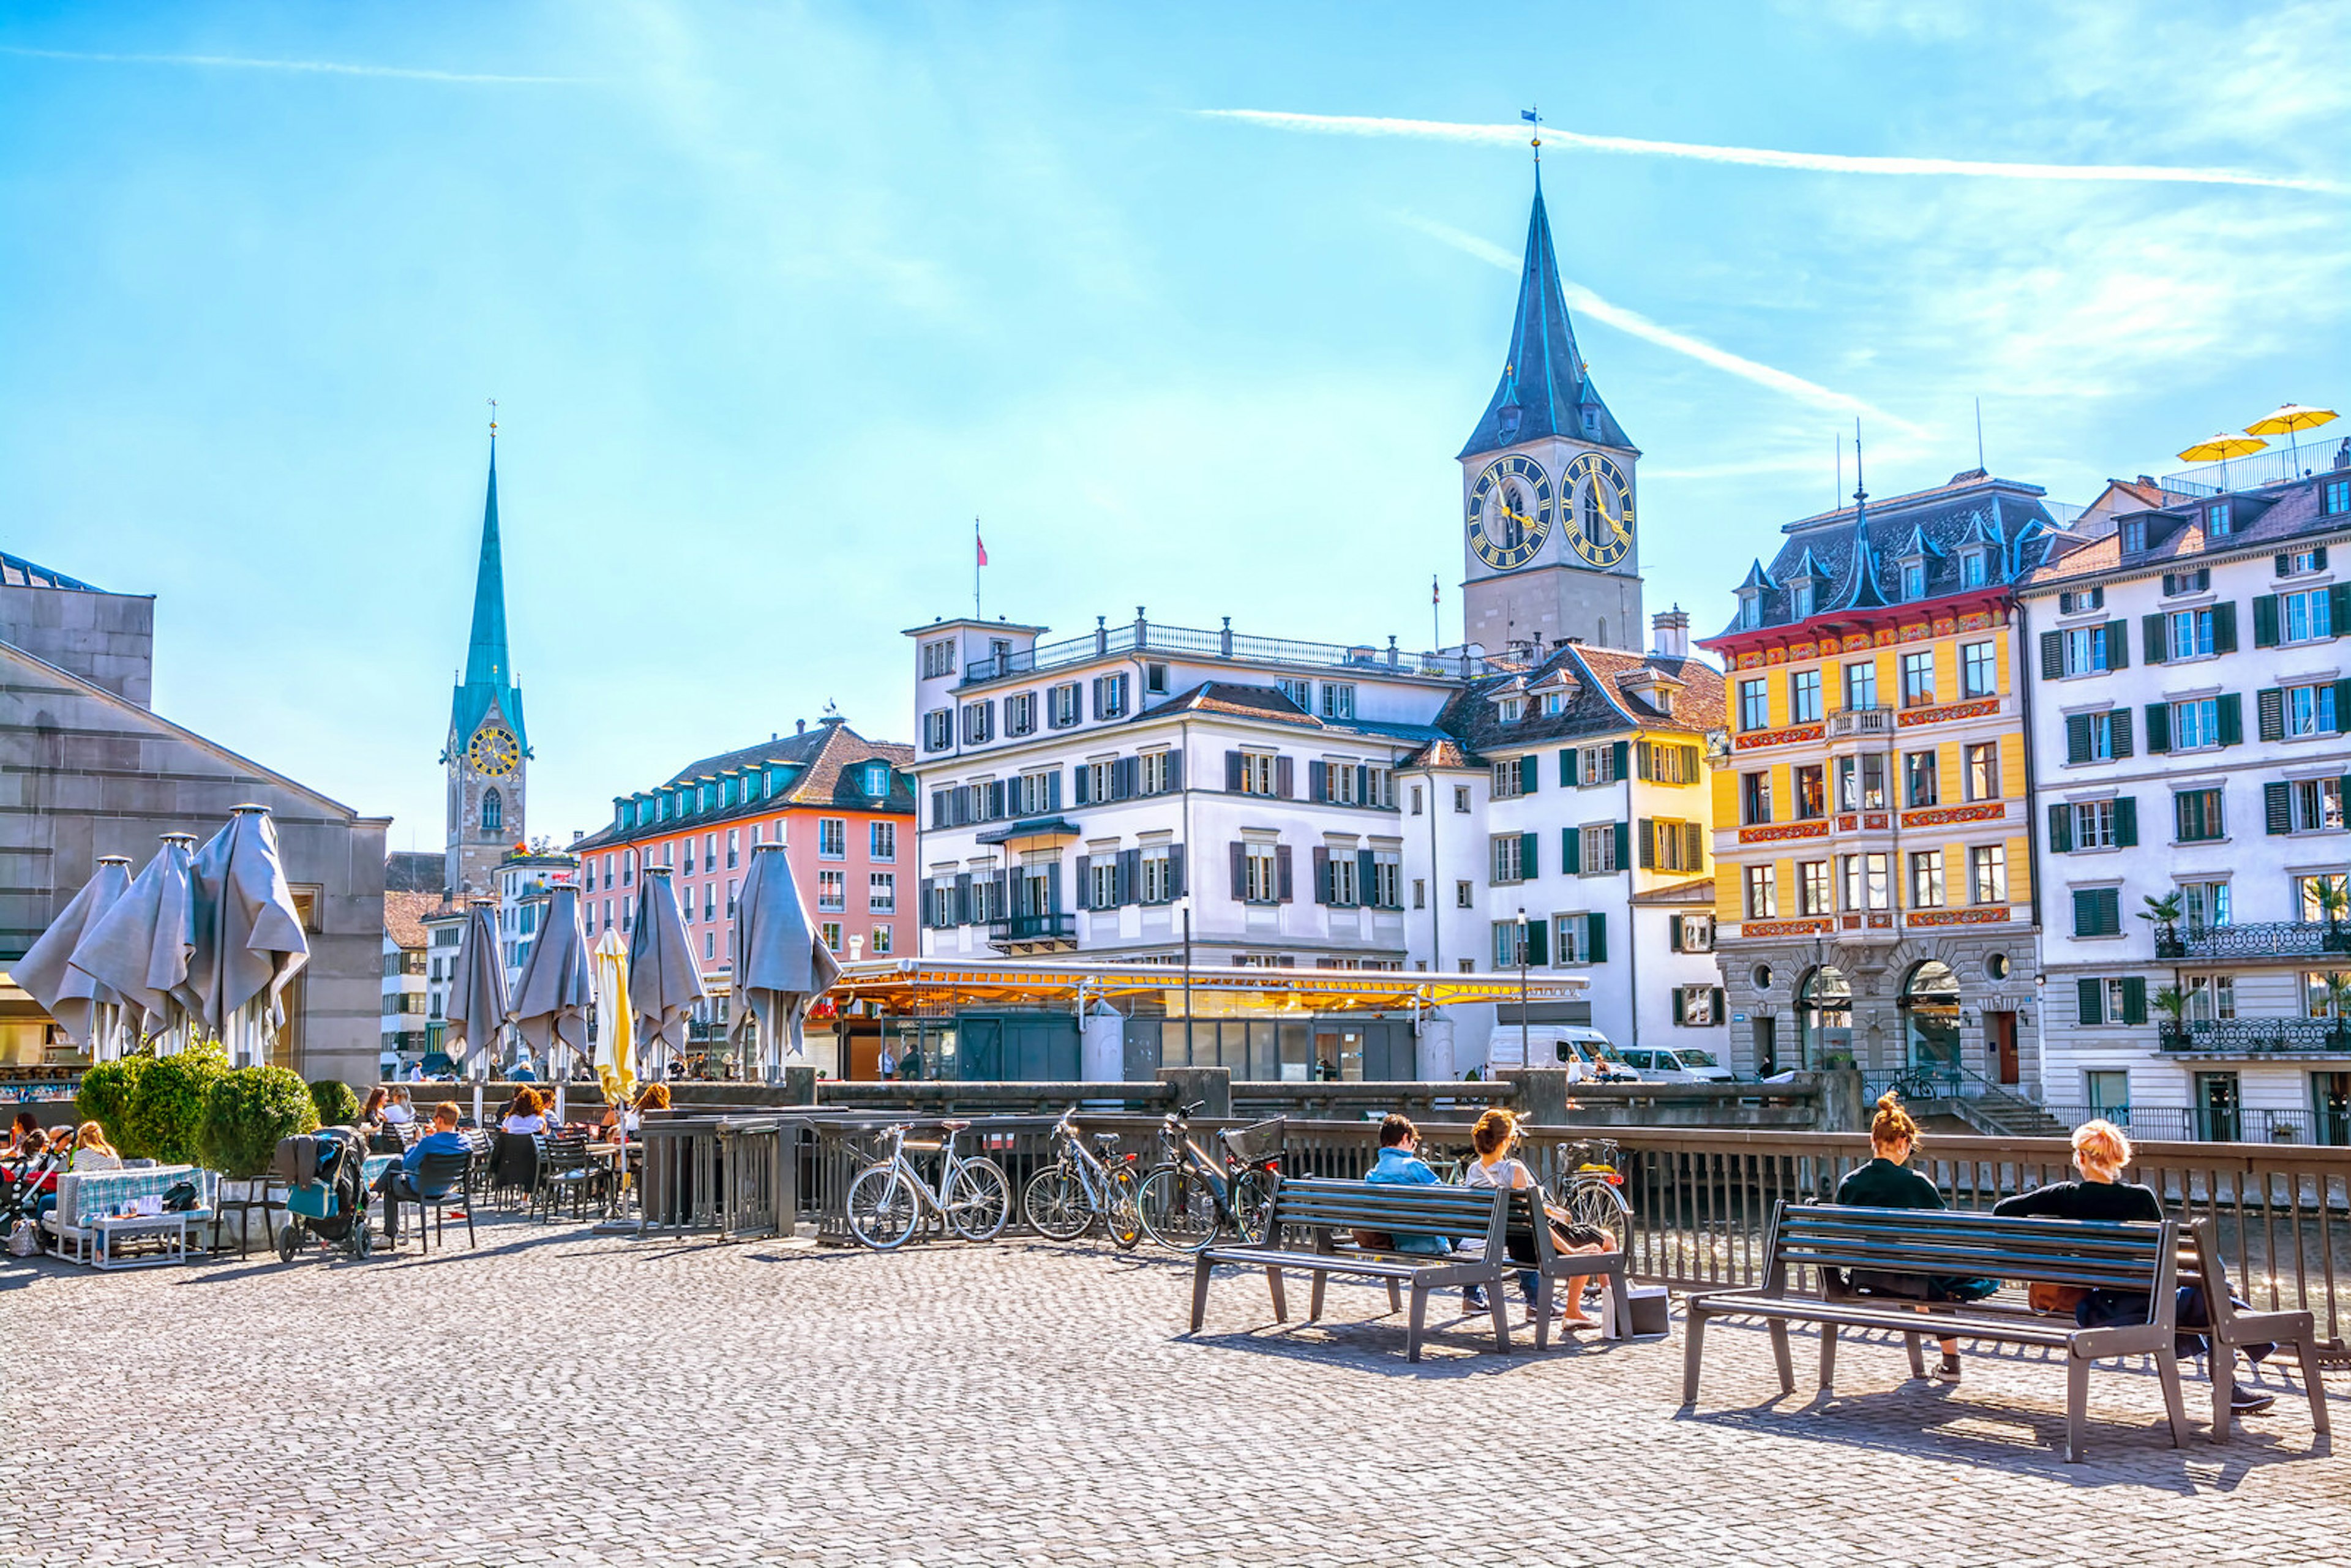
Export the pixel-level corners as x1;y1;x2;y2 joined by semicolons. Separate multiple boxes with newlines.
127;1041;230;1166
309;1078;362;1128
200;1065;319;1179
75;1054;151;1153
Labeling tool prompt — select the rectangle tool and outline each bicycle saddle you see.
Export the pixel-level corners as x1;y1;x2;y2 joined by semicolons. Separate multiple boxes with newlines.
1089;1131;1121;1147
938;1119;972;1131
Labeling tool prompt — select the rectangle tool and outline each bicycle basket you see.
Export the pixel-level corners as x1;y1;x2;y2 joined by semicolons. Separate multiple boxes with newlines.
1218;1117;1286;1166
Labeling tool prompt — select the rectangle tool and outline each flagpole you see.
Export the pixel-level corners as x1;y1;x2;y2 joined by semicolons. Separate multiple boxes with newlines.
974;517;981;621
1431;574;1441;653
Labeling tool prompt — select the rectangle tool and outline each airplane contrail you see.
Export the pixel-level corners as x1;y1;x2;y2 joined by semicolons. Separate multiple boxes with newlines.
0;45;588;84
1206;110;2342;195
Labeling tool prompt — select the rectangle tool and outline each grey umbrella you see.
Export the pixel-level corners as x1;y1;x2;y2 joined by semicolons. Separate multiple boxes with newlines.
627;865;706;1079
730;842;840;1081
70;833;202;1052
188;805;312;1067
16;856;133;1057
511;882;590;1108
445;898;510;1095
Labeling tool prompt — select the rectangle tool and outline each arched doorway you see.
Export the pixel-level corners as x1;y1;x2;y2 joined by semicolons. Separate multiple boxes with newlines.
1902;959;1962;1079
1796;966;1854;1068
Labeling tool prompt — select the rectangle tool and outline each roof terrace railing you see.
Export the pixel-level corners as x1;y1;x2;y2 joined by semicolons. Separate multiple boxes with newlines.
2161;444;2351;499
960;617;1500;686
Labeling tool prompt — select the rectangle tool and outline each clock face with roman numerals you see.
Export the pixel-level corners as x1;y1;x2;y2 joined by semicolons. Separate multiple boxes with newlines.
1563;451;1634;568
467;725;520;778
1467;454;1554;571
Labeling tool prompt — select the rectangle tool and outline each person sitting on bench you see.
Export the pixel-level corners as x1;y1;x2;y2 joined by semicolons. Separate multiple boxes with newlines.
1995;1119;2274;1414
1361;1114;1448;1257
374;1101;469;1244
1835;1093;1995;1383
1464;1109;1607;1329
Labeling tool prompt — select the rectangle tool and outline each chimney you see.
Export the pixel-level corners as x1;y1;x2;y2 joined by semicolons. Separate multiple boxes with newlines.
1652;606;1691;659
796;719;806;735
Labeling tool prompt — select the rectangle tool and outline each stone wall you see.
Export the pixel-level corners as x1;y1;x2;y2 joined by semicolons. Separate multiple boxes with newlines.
0;584;154;708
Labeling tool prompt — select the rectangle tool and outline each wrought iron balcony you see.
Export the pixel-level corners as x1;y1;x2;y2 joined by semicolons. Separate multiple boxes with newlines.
987;912;1078;950
2151;921;2351;961
2158;1018;2351;1053
1827;705;1895;737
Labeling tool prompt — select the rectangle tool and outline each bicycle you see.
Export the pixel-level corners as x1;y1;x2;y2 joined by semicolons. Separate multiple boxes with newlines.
1556;1137;1632;1237
1133;1103;1284;1253
844;1120;1011;1250
1021;1108;1142;1249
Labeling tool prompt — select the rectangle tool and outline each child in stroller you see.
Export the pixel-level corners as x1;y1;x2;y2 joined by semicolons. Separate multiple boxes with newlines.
272;1126;375;1262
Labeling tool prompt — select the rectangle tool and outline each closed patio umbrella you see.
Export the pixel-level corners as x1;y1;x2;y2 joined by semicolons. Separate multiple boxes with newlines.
16;855;133;1059
445;899;509;1126
626;865;705;1081
730;842;839;1082
188;805;312;1068
70;833;201;1053
591;925;636;1133
511;882;590;1123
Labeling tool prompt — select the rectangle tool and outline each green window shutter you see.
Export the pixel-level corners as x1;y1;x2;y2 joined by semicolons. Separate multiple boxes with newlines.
2102;622;2128;670
2047;802;2072;852
2113;708;2134;758
1613;820;1629;870
1711;987;1726;1024
1520;831;1539;879
2145;702;2171;754
2265;781;2292;835
1559;748;1573;787
1521;754;1539;793
2212;599;2238;653
1561;827;1581;874
2065;713;2091;763
2039;631;2063;680
1524;919;1548;967
2336;678;2351;724
1585;912;1608;963
2258;688;2285;742
2121;977;2147;1026
2142;613;2167;664
2216;692;2243;746
2328;583;2350;634
2114;795;2137;847
1668;913;1684;950
1637;819;1655;869
2254;595;2280;648
2077;977;2103;1026
1611;740;1629;778
2275;552;2293;577
1684;822;1704;871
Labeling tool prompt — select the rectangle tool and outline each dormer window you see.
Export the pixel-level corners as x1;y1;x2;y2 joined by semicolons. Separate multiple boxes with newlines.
1901;562;1926;601
1960;549;1989;588
1738;591;1761;631
1499;697;1524;722
1542;691;1567;716
864;762;890;795
1791;582;1814;619
2207;502;2233;538
2120;519;2148;554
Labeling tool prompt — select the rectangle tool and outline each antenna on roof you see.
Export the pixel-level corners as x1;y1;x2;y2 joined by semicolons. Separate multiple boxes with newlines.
1974;396;1986;471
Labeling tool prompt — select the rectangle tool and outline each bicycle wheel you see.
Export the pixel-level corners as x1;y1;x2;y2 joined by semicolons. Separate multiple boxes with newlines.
1022;1162;1093;1242
1135;1163;1220;1253
1104;1163;1143;1251
846;1163;921;1251
944;1157;1011;1242
1229;1166;1278;1245
1565;1177;1628;1240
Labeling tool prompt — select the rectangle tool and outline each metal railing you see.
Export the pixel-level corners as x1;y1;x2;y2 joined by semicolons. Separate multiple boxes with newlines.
635;1114;807;1240
1827;705;1895;737
2041;1103;2346;1146
2156;920;2351;961
2162;446;2351;498
2159;1018;2351;1053
988;913;1077;945
957;617;1499;688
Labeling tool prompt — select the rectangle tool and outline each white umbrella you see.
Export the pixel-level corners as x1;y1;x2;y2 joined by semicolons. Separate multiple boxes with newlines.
730;842;840;1082
592;925;635;1089
512;882;590;1123
188;805;312;1068
71;833;201;1054
17;855;133;1059
445;899;509;1126
626;866;705;1081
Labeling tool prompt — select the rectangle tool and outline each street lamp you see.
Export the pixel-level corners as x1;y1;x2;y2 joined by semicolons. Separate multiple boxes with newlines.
1176;895;1194;1065
1515;907;1530;1068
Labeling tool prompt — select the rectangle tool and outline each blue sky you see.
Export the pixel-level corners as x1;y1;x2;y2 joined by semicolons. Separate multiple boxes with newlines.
2;1;2343;853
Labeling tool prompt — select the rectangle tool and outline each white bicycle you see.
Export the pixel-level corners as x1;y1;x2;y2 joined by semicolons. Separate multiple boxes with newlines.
844;1121;1011;1250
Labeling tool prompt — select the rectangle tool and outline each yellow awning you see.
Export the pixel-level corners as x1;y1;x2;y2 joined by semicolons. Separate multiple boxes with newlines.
822;957;1584;1016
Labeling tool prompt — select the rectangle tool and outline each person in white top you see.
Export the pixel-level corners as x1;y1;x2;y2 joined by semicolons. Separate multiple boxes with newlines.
499;1087;552;1137
69;1121;123;1174
1462;1108;1603;1329
380;1088;416;1127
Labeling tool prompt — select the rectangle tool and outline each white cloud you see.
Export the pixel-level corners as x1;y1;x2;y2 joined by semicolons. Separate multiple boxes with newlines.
1199;108;2344;194
0;45;588;84
1390;211;1921;432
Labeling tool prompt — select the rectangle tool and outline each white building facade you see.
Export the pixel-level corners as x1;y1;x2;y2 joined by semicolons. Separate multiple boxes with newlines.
2023;461;2351;1142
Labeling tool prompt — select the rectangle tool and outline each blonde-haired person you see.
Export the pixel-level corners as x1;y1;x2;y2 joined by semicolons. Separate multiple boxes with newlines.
1834;1093;1995;1381
1461;1109;1607;1329
70;1121;122;1174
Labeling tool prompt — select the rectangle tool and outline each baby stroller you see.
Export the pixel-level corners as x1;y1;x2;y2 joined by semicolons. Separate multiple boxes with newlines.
272;1127;375;1262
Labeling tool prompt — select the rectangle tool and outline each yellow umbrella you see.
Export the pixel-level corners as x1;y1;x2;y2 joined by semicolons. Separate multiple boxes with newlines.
2246;404;2338;472
2177;432;2267;463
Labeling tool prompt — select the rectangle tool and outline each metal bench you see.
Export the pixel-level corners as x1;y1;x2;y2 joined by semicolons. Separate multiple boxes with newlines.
1684;1202;2186;1462
1188;1177;1512;1362
2180;1221;2331;1441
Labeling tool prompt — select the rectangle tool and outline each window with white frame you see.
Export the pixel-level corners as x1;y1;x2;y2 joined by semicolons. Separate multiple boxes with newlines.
2287;683;2341;737
817;870;846;911
2072;799;2118;849
1674;986;1720;1025
1575;824;1614;872
1455;880;1473;908
1275;677;1312;710
869;924;892;956
1050;684;1081;726
1841;852;1891;910
2291;777;2345;833
1453;786;1471;814
1243;843;1280;903
1798;860;1831;916
1744;865;1777;918
921;639;956;679
1083;760;1113;803
961;700;993;744
1328;853;1358;906
1789;668;1823;724
2170;697;2221;751
2282;588;2334;643
1580;745;1615;785
1970;844;2008;904
1965;741;2000;800
1542;691;1567;716
1490;835;1526;883
1493;921;1529;969
2207;502;2233;537
1962;640;1997;698
2297;873;2349;922
1909;849;1946;907
1089;858;1119;910
1140;751;1173;795
1321;683;1355;719
2185;973;2234;1021
1738;679;1768;730
1015;771;1053;816
1239;752;1276;795
1097;673;1130;718
1005;692;1036;735
819;818;847;858
1900;650;1936;706
1364;765;1395;808
871;821;896;860
1329;762;1359;805
1845;662;1878;710
1139;845;1174;904
2179;879;2230;930
820;921;842;950
923;710;951;751
2167;608;2216;660
2061;626;2107;676
1498;697;1524;722
869;872;896;912
1370;851;1400;909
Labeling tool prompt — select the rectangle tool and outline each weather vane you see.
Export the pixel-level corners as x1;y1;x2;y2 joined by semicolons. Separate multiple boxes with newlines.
487;396;498;439
1522;106;1540;163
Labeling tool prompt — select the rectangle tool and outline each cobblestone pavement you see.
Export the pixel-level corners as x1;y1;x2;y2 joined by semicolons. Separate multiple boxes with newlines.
2;1217;2344;1566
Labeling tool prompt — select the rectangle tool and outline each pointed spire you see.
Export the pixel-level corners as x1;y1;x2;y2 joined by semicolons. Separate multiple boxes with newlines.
1460;177;1633;460
464;440;509;689
1836;426;1889;610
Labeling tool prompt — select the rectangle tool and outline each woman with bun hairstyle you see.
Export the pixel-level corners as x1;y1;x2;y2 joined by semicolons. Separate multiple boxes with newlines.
1834;1092;1992;1381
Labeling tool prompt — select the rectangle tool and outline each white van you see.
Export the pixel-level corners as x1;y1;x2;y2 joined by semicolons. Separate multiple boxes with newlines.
1615;1046;1735;1084
1486;1024;1634;1076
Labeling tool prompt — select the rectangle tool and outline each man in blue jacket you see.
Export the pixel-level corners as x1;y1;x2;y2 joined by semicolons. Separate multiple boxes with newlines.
374;1100;469;1245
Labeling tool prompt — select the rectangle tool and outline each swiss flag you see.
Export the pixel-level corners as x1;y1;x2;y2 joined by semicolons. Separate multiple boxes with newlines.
976;530;989;568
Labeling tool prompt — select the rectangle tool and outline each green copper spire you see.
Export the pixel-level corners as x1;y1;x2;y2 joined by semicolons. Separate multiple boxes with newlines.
449;438;528;752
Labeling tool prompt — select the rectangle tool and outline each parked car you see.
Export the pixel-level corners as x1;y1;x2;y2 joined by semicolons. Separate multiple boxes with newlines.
1487;1024;1638;1079
1615;1046;1735;1084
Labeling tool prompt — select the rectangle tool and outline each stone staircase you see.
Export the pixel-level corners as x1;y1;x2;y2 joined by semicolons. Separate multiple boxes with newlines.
1946;1089;2069;1139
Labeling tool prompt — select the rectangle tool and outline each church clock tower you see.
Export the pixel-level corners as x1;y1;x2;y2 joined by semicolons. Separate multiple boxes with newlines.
444;438;528;897
1459;173;1643;653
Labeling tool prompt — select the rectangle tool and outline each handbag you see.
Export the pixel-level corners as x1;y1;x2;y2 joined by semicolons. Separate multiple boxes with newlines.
2028;1281;2088;1315
160;1180;198;1213
7;1219;37;1256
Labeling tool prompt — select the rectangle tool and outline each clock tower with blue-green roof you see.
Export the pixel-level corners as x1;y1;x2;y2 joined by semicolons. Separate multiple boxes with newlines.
1459;174;1644;653
443;439;529;896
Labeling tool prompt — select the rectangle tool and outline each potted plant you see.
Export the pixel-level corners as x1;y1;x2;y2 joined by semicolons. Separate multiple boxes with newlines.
74;1052;151;1155
2325;973;2351;1051
2152;985;2189;1049
2315;880;2350;953
201;1065;320;1250
309;1078;362;1129
126;1041;229;1167
2139;891;2184;959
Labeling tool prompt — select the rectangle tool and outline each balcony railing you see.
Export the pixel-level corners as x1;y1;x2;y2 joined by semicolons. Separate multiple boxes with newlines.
987;912;1078;948
2153;920;2351;961
959;617;1505;687
2042;1103;2337;1145
2158;1018;2351;1053
2161;446;2350;498
1826;705;1894;736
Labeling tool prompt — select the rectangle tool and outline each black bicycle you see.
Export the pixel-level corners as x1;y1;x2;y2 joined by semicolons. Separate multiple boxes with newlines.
1021;1107;1142;1248
1133;1102;1284;1253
